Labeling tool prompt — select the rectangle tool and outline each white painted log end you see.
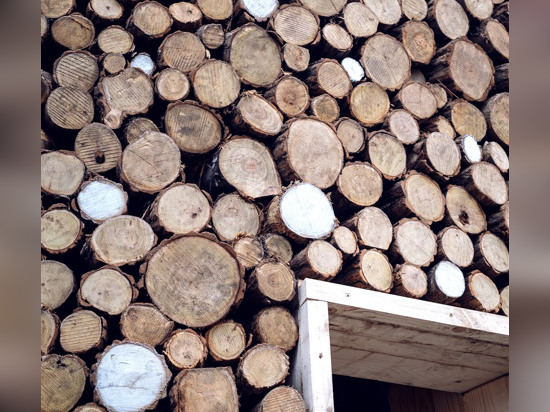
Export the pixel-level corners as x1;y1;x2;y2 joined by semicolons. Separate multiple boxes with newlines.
462;134;482;163
242;0;279;20
341;57;365;83
78;180;127;223
434;261;465;298
131;53;155;76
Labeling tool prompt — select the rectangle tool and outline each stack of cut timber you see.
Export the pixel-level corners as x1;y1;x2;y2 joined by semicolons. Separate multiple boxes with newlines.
41;0;509;410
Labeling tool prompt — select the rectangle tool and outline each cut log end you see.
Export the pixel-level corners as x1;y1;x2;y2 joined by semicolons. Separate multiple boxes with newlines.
193;60;241;108
500;285;509;316
237;344;290;395
120;303;174;347
445;185;487;234
367;132;407;180
427;260;466;304
60;310;106;354
350;82;389;126
77;178;127;224
155;68;190;102
262;233;293;264
345;207;393;250
164;329;208;369
41;307;59;355
393;264;428;299
205;321;247;363
41;208;83;254
249;260;296;304
46;86;94;130
386;110;420;145
41;354;88;412
234;237;264;269
252;306;299;352
291;240;342;281
75;122;122;173
41;260;75;310
252;386;306;412
393;219;437;267
460;271;501;313
438;226;474;268
212;193;261;242
79;266;135;315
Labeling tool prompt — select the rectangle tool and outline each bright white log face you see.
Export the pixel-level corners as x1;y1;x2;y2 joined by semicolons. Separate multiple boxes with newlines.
462;134;482;163
280;183;336;239
242;0;278;19
77;180;127;223
434;261;465;298
341;57;365;83
130;54;155;76
95;343;170;412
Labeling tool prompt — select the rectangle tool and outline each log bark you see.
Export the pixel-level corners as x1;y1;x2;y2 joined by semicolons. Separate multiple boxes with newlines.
343;207;393;250
335;249;393;293
192;59;241;108
41;306;60;355
303;59;351;99
290;240;342;281
97;26;134;54
407;132;461;181
51;13;95;50
282;44;310;72
494;63;509;93
252;386;306;412
471;19;509;62
483;92;509;146
426;0;469;41
59;309;107;354
41;151;85;197
343;2;378;38
261;233;293;264
169;2;202;31
330;226;359;260
453;162;508;208
395;82;437;119
365;131;407;180
53;51;99;91
271;5;319;46
331;162;383;214
458;270;501;312
212;193;262;242
482;141;509;174
41;71;53;104
446;99;487;142
426;260;465;304
196;24;225;49
41;260;75;310
126;1;172;39
75;122;122;173
41;207;83;254
154;68;190;101
349;82;390;126
384;110;420;145
124;116;159;144
234;236;265;269
334;117;366;156
264;76;310;118
163;329;208;369
45;86;95;130
205;321;247;363
487;202;509;240
41;354;88;412
310;93;340;123
247;260;296;306
252;306;299;351
436;226;474;268
231;92;284;138
389;218;437;267
119;303;174;347
444;185;487;234
473;231;509;278
392;264;428;298
41;14;48;42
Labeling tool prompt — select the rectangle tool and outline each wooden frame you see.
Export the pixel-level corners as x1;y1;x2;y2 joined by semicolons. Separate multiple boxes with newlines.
290;279;509;412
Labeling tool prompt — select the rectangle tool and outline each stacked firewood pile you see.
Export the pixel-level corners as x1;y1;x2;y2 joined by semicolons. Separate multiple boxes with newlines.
41;0;509;410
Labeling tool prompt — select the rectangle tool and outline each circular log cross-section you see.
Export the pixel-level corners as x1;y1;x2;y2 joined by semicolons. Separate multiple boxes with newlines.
392;219;437;267
41;307;59;355
145;234;244;328
158;31;206;74
88;0;123;22
237;344;290;395
262;233;293;264
337;249;393;293
459;271;500;313
500;285;509;316
73;403;107;412
127;1;172;39
75;123;122;173
401;0;428;21
366;132;407;180
397;82;437;119
304;59;351;99
41;0;74;18
437;226;474;268
321;24;353;58
344;207;393;251
252;306;299;352
427;260;465;304
461;0;493;20
272;5;319;46
398;21;435;64
445;185;487;234
331;226;358;258
155;69;190;102
449;99;487;142
46;86;94;130
164;329;208;370
60;310;106;354
197;0;233;21
474;232;509;277
93;342;171;412
51;14;95;50
310;94;340;123
169;2;202;31
386;110;420;145
343;2;378;38
334;162;383;210
299;0;347;17
41;151;85;197
335;118;365;155
97;26;134;54
253;386;306;412
264;76;310;117
484;92;509;146
205;320;247;363
483;141;509;174
455;162;508;208
411;132;461;179
90;215;156;266
120;303;174;347
120;131;181;194
41;209;83;254
282;44;310;72
41;355;87;412
77;179;127;224
192;60;241;108
363;0;401;25
360;34;410;91
212;193;261;242
41;260;75;310
234;237;264;269
53;51;98;91
233;92;283;138
393;264;428;299
79;267;135;315
429;0;469;40
248;260;296;305
196;24;225;49
291;240;342;281
349;82;390;126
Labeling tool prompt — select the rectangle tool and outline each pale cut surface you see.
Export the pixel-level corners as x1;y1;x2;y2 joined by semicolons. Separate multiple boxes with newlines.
361;250;393;292
398;82;437;119
486;19;509;58
336;118;365;154
41;0;74;18
41;307;59;355
206;321;247;362
130;1;172;37
165;330;206;369
156;184;211;234
483;141;509;173
403;173;445;222
446;186;487;234
396;264;428;297
54;51;98;91
60;310;103;353
234;237;264;269
41;260;74;310
280;183;336;240
91;215;155;266
197;24;225;49
169;2;202;27
121;131;180;194
500;286;509;316
212;194;261;242
361;34;410;91
237;93;283;136
77;179;127;223
263;234;293;263
120;304;174;347
426;132;461;176
451;99;487;141
471;162;508;205
254;306;298;352
219;138;282;198
363;0;401;25
51;15;95;50
338;162;383;206
401;0;428;20
467;272;500;311
254;386;306;412
159;32;206;73
460;134;482;163
434;0;469;40
332;226;358;255
395;220;437;267
481;232;509;273
74;403;107;412
484;92;509;145
356;207;393;250
240;344;289;388
193;60;241;108
273;6;319;46
145;235;242;327
343;3;378;38
315;60;351;99
95;342;170;412
434;261;465;298
41;355;87;412
350;82;390;126
388;110;420;145
41;151;85;196
75;122;122;173
310;94;339;123
440;227;474;267
197;0;233;20
322;24;352;53
367;132;407;179
97;26;134;54
46;86;94;130
271;76;309;116
341;58;365;82
282;44;310;72
90;0;123;20
449;40;494;101
308;240;342;276
464;0;493;19
242;0;278;20
80;267;133;315
124;117;159;145
41;209;81;253
254;261;296;303
299;0;347;17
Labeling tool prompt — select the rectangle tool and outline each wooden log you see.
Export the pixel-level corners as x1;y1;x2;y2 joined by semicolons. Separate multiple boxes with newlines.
234;236;265;269
75;122;122;173
92;341;171;412
446;99;487;142
264;76;310;118
395;82;437;119
363;0;402;25
41;207;83;254
428;37;494;102
271;5;319;46
349;82;390;126
487;202;509;240
95;68;154;129
264;183;337;242
119;303;174;347
60;309;107;354
290;240;342;281
473;232;509;278
41;306;60;355
472;19;509;62
393;21;435;65
87;0;124;23
343;207;393;251
493;1;509;29
205;320;247;363
426;0;469;41
145;183;211;235
334;117;365;156
272;118;344;189
154;68;190;102
197;0;233;21
129;53;155;76
423;115;456;138
247;260;296;306
41;151;85;197
192;59;241;108
225;23;282;88
482;141;509;174
41;0;75;18
331;162;383;214
252;386;306;412
78;266;137;315
45;86;94;130
41;129;52;151
97;26;134;54
170;367;239;412
41;354;88;412
343;2;378;38
169;2;202;31
494;63;509;93
310;94;340;123
400;0;429;20
164;329;208;370
360;34;411;91
458;271;501;312
453;162;508;208
457;0;493;20
303;59;351;99
124;116;159;144
407;132;461;181
41;70;53;104
282;44;310;72
261;233;293;264
196;23;225;49
382;172;445;224
436;226;474;268
365;131;407;180
212;193;262;242
390;218;437;267
236;344;290;396
144;234;245;328
231;92;284;138
41;260;75;310
336;249;394;293
74;403;107;412
483;92;509;146
252;306;299;352
330;226;359;260
445;185;487;234
298;0;347;17
158;31;206;74
426;260;465;304
341;57;365;83
500;285;509;316
126;1;172;39
384;110;420;145
235;0;279;23
51;13;95;50
89;215;156;266
100;52;126;75
41;14;48;42
319;24;353;58
410;68;426;82
427;82;448;109
53;51;99;91
119;131;181;194
392;263;428;299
